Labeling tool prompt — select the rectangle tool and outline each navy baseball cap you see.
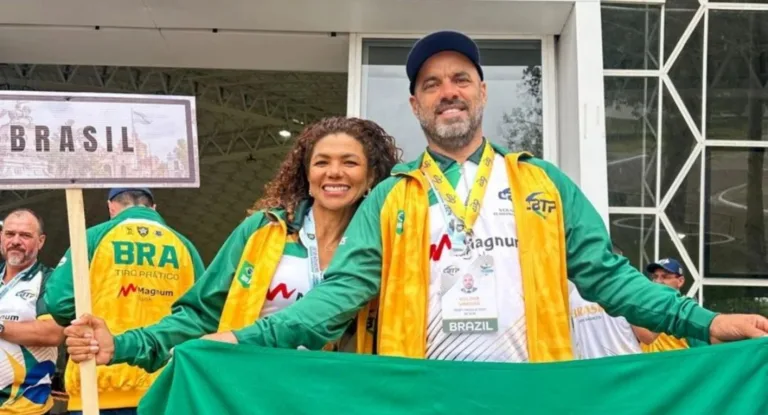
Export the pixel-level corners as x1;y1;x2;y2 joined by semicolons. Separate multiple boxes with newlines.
646;258;684;276
108;188;154;202
406;30;484;95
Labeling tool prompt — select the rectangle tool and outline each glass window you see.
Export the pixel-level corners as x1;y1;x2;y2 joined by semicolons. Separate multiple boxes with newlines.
604;77;658;208
604;0;768;300
601;4;661;70
703;286;768;315
704;148;768;279
663;154;701;280
609;214;655;272
360;38;543;162
664;0;701;62
707;10;768;142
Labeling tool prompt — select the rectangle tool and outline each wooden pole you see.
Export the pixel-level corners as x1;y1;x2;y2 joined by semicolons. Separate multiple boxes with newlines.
65;189;100;415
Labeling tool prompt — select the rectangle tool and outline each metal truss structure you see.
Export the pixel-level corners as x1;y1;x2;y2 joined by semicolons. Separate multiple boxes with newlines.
0;64;347;262
602;0;768;306
0;64;347;212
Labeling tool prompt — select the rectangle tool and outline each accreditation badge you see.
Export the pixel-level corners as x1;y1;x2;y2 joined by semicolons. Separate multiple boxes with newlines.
441;255;499;334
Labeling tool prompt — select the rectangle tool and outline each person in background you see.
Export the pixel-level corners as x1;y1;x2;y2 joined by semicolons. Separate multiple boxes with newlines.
569;245;643;359
0;208;62;415
44;188;205;415
61;117;402;373
633;258;706;352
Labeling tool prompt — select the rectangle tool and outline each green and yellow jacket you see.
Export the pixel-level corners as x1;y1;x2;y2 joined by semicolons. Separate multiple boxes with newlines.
229;143;716;361
109;203;315;373
45;206;204;410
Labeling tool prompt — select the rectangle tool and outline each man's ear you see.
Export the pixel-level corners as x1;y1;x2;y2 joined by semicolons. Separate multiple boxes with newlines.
409;94;419;118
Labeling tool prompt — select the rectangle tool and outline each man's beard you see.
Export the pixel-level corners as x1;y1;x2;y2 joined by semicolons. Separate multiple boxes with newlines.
1;247;31;267
417;99;484;152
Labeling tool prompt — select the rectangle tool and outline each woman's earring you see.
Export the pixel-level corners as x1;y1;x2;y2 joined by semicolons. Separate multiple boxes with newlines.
364;188;371;198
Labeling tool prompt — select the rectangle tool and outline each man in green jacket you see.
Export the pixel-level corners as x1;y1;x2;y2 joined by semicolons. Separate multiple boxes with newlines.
45;188;205;414
225;31;767;359
69;31;767;367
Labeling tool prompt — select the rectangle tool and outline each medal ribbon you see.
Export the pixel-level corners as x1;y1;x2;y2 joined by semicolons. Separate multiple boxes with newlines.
421;141;494;234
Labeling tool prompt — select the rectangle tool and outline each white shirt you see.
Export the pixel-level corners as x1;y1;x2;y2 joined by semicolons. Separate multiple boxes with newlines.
426;154;528;362
0;263;58;400
569;281;642;359
258;253;311;318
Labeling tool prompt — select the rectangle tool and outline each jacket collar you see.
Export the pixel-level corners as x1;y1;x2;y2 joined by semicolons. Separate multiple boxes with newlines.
0;260;44;282
112;206;166;224
391;138;515;177
263;199;311;234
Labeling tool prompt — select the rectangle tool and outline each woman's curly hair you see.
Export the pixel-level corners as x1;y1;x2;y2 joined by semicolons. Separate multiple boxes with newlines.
250;116;402;223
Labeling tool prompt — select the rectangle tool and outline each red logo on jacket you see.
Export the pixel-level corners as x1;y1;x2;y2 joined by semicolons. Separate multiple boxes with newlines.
430;234;452;262
266;283;297;301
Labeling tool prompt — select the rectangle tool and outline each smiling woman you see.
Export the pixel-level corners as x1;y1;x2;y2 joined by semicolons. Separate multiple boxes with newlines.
254;117;401;224
252;116;402;271
61;116;403;375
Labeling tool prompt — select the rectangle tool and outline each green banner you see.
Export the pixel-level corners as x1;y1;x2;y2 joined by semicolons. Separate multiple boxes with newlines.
139;338;768;415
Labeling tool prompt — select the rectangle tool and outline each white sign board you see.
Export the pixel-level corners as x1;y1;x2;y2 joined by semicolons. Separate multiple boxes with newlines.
0;91;199;189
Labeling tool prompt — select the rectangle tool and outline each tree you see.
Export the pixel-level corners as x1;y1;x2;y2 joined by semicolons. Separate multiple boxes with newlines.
174;139;189;172
501;65;543;157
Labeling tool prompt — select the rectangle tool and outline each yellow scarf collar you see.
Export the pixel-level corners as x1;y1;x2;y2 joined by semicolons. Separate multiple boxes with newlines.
357;152;573;362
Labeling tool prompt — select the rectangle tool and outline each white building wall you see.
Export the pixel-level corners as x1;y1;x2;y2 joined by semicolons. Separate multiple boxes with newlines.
556;1;610;228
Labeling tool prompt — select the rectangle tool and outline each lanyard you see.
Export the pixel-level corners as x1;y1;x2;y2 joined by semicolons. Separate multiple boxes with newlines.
421;141;494;235
0;265;31;301
299;208;324;289
425;175;456;227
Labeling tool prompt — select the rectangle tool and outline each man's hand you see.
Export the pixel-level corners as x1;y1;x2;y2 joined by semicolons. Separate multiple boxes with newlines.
710;314;768;344
64;314;115;365
201;331;238;344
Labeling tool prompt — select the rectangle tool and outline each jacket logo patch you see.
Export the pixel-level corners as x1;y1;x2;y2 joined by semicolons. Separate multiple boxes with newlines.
237;261;255;288
118;283;173;298
498;188;512;201
396;210;405;235
266;283;298;301
525;192;556;219
15;289;36;301
137;226;149;237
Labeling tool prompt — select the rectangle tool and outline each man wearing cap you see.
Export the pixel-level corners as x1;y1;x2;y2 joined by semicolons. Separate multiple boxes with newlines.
633;258;703;352
222;30;767;361
74;31;768;366
45;188;204;414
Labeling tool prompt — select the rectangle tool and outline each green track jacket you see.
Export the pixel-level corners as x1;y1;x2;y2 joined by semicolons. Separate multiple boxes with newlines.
44;207;205;328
